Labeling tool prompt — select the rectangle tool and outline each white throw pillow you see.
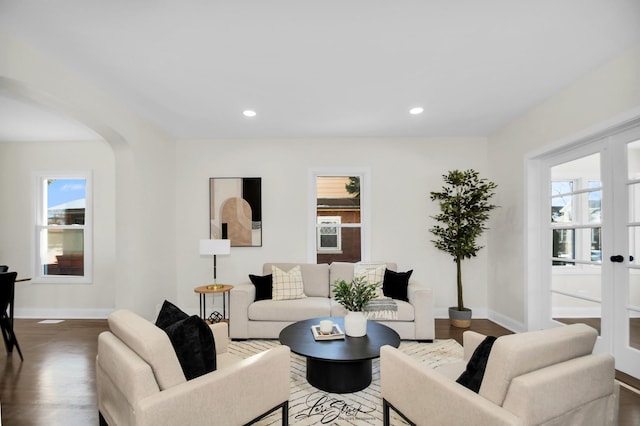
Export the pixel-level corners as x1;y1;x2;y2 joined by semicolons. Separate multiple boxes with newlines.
354;263;386;299
272;265;307;301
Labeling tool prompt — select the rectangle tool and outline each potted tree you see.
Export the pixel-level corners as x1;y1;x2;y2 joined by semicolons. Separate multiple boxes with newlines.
332;275;379;336
430;169;497;328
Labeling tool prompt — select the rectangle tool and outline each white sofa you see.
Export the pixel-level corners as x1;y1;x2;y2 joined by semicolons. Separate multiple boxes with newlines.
381;324;618;425
229;262;434;341
97;309;290;426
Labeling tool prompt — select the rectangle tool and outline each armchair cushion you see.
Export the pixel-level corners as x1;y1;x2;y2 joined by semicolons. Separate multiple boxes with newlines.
155;300;188;329
456;335;496;392
156;301;217;380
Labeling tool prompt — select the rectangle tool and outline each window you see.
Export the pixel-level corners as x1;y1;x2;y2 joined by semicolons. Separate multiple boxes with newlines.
309;169;370;263
34;173;92;283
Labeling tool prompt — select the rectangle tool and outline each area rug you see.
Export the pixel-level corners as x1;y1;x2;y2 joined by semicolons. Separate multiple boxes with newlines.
228;339;463;425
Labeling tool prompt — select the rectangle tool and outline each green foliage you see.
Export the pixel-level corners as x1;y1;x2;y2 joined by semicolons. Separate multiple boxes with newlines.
345;177;360;199
332;275;378;312
429;169;497;311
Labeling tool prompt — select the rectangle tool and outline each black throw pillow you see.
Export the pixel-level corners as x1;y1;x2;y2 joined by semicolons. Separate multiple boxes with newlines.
249;274;273;301
155;300;189;329
382;269;413;302
155;300;216;380
456;336;497;393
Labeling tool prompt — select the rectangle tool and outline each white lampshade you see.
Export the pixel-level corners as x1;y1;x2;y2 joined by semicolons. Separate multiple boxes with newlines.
199;239;231;256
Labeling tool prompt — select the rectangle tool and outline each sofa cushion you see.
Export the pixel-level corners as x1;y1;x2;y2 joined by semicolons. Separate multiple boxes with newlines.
155;300;189;329
272;265;307;301
249;274;272;301
108;309;186;390
162;316;217;380
249;297;332;321
156;301;217;380
479;323;598;406
329;262;398;297
264;263;329;297
383;269;413;302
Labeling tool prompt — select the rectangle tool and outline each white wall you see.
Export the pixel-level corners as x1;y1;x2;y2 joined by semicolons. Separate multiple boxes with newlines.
0;141;116;317
175;138;493;317
487;42;640;331
0;29;177;320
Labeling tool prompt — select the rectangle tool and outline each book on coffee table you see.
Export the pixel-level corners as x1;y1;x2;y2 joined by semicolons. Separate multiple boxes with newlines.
311;323;345;340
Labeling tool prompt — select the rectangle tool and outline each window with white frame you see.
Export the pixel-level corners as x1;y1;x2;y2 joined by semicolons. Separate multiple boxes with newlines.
34;173;92;283
310;170;370;264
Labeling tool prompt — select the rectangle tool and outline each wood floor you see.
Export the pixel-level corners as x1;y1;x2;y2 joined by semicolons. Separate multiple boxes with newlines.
0;319;638;425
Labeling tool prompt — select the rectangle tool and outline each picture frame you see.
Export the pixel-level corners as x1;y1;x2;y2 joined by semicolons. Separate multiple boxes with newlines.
209;177;262;247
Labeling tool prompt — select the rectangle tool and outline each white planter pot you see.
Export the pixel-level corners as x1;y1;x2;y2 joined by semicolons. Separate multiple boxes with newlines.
344;311;367;337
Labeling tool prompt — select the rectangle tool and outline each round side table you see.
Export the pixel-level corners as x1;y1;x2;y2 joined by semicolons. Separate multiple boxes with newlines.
193;284;233;323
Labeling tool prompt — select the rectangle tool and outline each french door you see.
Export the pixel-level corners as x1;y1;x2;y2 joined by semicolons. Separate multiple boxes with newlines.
537;121;640;378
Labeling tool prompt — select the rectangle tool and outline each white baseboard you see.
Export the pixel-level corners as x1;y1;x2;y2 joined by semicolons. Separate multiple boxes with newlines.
13;308;114;319
487;309;525;333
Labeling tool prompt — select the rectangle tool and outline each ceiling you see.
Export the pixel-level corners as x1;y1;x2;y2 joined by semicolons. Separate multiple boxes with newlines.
0;1;639;142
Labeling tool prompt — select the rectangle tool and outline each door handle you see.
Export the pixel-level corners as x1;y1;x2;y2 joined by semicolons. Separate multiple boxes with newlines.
610;255;624;263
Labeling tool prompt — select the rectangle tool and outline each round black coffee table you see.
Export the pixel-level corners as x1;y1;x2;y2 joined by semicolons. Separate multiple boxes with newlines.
279;317;400;393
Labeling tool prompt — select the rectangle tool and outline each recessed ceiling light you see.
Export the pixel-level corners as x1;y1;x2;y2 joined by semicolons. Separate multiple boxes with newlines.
409;107;424;115
243;110;257;118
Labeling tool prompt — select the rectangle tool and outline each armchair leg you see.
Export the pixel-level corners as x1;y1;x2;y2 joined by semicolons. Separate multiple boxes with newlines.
383;398;416;426
383;399;390;426
244;401;289;426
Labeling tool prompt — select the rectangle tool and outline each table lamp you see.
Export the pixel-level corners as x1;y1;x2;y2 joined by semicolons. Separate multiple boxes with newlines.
199;239;231;290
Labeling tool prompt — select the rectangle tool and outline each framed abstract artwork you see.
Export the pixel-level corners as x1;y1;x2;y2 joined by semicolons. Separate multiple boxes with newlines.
209;177;262;247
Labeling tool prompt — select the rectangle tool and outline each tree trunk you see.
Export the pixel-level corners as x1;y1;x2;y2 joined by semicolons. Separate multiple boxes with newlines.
456;256;464;311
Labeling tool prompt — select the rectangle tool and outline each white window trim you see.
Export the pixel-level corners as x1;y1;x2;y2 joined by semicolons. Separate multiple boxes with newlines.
308;167;371;263
32;171;93;284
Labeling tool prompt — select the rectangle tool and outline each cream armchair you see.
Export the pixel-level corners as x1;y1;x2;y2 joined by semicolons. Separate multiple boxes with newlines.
381;324;617;426
97;309;290;426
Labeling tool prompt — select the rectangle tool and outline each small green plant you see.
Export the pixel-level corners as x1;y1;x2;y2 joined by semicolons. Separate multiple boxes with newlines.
332;276;379;312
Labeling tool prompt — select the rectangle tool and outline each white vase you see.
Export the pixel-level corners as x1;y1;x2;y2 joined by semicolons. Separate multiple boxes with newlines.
344;311;367;337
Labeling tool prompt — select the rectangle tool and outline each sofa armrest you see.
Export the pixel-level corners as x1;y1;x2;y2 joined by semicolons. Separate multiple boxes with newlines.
135;345;291;426
229;283;255;339
380;345;518;426
407;283;435;340
209;322;229;354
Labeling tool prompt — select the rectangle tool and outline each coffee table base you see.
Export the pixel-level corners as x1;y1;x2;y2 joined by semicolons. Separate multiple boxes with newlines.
307;357;372;393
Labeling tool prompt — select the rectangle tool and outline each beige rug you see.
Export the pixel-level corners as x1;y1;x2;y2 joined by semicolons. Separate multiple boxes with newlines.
228;339;463;425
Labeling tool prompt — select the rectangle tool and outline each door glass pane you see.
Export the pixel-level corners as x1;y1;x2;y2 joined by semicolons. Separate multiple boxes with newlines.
553;229;575;265
551;181;573;222
627;140;640;351
550;153;601;333
629;268;640;350
627;140;640;179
